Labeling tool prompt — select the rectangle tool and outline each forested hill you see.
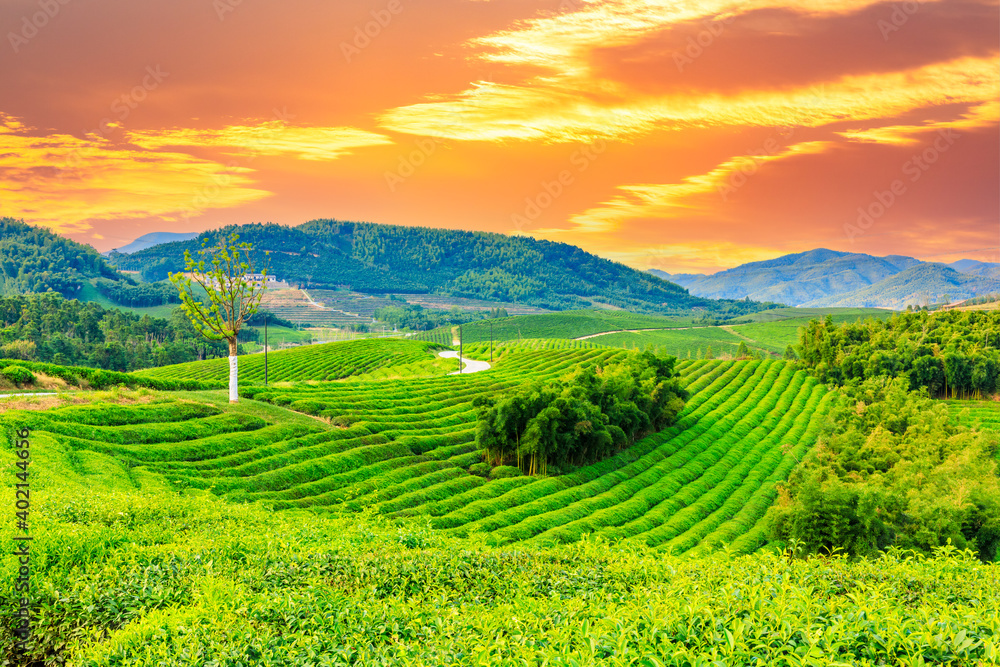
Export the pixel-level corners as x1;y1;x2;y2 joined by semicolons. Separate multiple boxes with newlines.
0;218;181;308
109;220;770;316
0;217;119;296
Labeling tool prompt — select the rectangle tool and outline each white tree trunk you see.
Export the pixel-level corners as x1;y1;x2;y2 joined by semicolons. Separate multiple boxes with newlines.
229;355;238;403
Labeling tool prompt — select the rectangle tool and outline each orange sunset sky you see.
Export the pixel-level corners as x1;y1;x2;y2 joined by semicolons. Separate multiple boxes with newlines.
1;0;997;273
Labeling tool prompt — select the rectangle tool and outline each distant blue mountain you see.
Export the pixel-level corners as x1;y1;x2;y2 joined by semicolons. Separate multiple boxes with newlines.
113;232;199;254
948;259;1000;279
807;263;1000;309
650;249;999;308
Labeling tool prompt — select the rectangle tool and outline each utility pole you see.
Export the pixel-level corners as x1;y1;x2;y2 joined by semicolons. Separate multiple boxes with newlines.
264;313;268;386
490;319;493;363
459;324;463;374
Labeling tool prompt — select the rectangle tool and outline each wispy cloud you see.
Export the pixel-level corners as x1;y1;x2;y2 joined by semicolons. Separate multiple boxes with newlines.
379;57;998;143
0;114;268;234
127;121;393;160
544;140;831;234
838;100;1000;146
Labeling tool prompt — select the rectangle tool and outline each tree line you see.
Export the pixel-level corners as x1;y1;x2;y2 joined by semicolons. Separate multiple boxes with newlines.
768;376;999;562
798;310;1000;398
374;302;509;331
0;293;235;371
93;277;180;308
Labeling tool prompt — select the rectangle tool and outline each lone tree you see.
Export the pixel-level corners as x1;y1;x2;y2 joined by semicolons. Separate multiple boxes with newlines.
169;233;268;402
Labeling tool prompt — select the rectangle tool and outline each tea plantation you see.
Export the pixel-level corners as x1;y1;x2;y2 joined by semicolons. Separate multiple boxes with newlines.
136;339;454;383
2;338;999;665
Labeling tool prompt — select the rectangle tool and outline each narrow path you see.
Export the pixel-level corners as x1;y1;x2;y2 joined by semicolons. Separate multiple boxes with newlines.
0;392;57;400
300;289;322;308
720;325;756;343
439;351;492;374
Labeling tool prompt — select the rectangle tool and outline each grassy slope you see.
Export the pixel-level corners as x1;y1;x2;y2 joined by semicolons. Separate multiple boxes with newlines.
1;389;998;665
728;307;893;323
77;280;179;319
730;308;895;354
590;327;747;359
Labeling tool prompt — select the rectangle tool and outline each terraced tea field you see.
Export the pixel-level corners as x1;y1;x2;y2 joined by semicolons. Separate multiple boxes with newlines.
135;339;452;383
394;293;551;315
259;289;372;327
92;344;835;555
8;341;1000;666
590;326;750;359
413;310;699;345
3;398;996;666
412;307;895;359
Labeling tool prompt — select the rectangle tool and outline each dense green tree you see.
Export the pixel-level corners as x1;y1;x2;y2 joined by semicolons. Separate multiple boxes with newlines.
475;351;686;475
0;293;230;371
0;217;189;310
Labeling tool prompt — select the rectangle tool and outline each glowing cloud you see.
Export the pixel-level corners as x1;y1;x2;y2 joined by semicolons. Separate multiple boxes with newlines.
474;0;896;71
380;57;998;143
127;121;393;161
554;140;832;234
838;100;1000;146
0;115;268;235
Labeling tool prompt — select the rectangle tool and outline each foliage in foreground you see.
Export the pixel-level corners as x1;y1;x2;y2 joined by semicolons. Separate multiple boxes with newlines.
1;472;998;666
768;377;1000;561
0;359;222;391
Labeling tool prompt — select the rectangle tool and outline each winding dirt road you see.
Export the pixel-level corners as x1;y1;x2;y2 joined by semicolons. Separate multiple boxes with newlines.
439;350;492;374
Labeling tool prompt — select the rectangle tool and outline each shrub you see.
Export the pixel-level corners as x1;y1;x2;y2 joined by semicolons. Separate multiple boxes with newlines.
2;365;35;386
489;466;523;479
468;462;491;477
86;369;120;390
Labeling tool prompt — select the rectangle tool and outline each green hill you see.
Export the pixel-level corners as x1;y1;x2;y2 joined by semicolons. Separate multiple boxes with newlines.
412;309;701;346
108;220;771;317
0;217;119;296
413;307;894;359
3;343;999;663
0;217;179;307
